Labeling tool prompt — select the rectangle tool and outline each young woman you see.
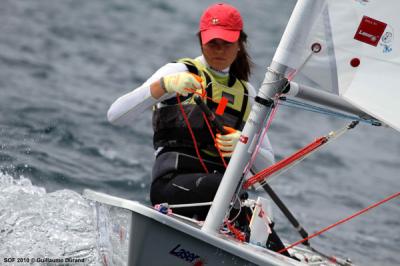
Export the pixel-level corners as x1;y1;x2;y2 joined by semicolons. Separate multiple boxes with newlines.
107;3;274;221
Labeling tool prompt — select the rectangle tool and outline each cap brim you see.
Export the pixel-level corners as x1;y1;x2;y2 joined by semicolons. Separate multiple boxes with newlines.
201;29;240;45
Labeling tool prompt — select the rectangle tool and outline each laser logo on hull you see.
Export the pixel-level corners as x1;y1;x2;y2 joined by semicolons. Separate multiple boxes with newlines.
169;244;205;265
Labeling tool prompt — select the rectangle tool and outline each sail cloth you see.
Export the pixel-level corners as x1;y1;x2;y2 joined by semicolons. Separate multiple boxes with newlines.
273;0;400;132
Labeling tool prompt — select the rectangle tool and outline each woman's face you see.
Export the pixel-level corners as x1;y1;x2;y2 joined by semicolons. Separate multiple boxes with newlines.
202;38;240;71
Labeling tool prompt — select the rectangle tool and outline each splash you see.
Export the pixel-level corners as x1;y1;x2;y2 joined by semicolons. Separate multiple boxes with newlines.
0;173;101;265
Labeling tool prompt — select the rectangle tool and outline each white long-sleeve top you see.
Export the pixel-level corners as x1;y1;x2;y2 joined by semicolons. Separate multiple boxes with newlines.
107;56;275;172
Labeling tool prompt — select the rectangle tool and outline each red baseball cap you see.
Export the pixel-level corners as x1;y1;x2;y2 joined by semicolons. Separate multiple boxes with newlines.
199;3;243;45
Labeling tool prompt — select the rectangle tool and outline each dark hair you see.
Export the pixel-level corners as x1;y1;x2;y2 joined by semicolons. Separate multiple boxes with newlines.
197;31;253;81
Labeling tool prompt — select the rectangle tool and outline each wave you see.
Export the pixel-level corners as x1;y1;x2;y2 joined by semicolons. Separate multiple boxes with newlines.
0;173;101;265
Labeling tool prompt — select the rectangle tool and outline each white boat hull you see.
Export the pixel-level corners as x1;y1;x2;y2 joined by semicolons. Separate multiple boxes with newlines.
84;189;302;266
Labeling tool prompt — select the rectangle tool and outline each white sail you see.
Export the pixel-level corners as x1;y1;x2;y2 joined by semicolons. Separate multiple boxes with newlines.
274;0;400;131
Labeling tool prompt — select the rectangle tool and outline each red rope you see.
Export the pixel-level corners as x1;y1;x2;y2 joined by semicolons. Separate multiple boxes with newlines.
183;87;229;169
201;112;228;168
177;95;209;173
245;96;280;175
278;191;400;254
243;136;327;189
185;88;222;107
265;96;280;131
224;220;247;242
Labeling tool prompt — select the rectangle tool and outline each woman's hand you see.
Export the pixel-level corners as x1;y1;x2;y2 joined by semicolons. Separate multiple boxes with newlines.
216;126;241;157
161;72;202;96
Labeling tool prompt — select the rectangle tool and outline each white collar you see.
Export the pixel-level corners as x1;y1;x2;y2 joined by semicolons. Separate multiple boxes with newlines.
198;55;230;77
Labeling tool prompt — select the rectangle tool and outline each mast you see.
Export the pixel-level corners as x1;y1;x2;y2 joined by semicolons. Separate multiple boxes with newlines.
202;0;327;234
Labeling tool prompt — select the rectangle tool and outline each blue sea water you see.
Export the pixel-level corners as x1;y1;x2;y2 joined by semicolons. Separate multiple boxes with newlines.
0;0;399;265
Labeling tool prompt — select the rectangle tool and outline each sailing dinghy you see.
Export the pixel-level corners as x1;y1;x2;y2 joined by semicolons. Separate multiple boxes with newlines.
84;0;400;265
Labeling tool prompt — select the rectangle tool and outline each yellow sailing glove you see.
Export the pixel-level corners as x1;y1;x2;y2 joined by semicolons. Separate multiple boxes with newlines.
161;72;202;96
216;126;241;157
